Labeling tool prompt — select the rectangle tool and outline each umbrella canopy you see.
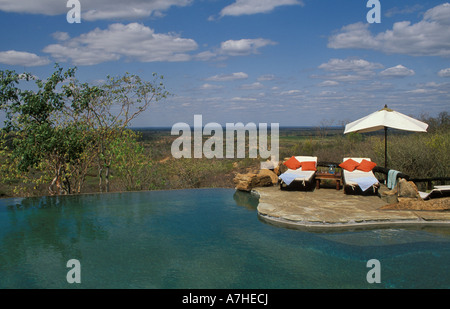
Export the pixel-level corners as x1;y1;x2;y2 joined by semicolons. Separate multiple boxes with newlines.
344;105;428;134
344;105;428;168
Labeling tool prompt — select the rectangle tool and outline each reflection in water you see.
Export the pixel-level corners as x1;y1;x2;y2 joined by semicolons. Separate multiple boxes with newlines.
233;190;259;210
0;189;449;288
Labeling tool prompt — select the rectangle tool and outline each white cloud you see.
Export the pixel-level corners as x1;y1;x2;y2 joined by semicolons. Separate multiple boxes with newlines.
406;88;429;94
379;65;415;78
240;82;264;90
0;0;192;21
43;23;198;65
280;89;303;96
315;58;383;82
206;72;248;82
438;68;450;77
195;38;276;61
200;83;223;90
0;50;50;66
230;97;257;102
328;3;450;57
194;50;217;61
219;39;277;56
318;80;339;87
319;58;383;72
219;0;303;17
384;4;423;17
52;32;70;41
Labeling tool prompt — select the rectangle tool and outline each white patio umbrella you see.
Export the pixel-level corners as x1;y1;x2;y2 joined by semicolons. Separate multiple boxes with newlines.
344;105;428;169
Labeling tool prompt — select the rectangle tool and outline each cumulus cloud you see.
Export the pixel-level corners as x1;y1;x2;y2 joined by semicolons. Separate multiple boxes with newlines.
195;38;276;61
438;68;450;77
406;82;450;96
319;58;383;72
219;39;276;56
314;58;383;82
43;23;198;65
379;65;415;78
205;72;249;82
0;50;50;66
43;24;275;65
328;3;450;57
0;0;192;21
218;0;303;17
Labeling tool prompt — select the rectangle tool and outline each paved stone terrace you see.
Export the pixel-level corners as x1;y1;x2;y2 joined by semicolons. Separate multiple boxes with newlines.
254;186;450;231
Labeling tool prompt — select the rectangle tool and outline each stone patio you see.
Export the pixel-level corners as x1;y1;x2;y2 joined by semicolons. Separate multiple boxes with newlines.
254;185;450;231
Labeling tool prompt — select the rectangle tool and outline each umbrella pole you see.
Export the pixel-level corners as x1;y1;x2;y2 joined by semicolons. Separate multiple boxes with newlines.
384;127;387;169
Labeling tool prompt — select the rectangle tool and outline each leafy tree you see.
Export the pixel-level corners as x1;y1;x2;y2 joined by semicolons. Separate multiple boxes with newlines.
0;65;93;194
67;72;169;192
1;66;169;196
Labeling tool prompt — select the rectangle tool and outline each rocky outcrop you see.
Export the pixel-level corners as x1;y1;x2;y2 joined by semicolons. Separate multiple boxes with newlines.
378;186;398;204
397;178;421;199
258;169;279;185
234;170;277;192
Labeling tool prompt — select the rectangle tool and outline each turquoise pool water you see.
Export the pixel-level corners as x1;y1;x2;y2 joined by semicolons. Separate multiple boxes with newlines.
0;188;449;289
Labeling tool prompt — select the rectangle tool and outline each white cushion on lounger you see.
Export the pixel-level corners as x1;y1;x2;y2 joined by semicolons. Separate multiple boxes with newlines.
280;156;317;182
342;158;379;191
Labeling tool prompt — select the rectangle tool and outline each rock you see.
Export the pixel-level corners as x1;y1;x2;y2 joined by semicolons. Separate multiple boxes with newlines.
258;169;279;185
397;178;420;199
234;172;273;192
274;161;288;176
274;161;288;175
379;187;398;204
380;197;450;211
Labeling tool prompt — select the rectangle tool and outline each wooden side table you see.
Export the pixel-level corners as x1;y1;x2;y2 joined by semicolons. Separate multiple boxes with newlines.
315;172;342;190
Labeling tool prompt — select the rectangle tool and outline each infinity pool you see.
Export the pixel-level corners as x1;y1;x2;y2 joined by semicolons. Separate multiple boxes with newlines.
0;188;449;288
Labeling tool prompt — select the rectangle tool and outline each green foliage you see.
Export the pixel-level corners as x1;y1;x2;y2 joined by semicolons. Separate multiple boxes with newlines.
0;65;169;196
386;131;449;179
109;130;153;191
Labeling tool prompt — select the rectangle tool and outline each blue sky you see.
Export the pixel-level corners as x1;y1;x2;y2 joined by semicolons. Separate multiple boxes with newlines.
0;0;449;127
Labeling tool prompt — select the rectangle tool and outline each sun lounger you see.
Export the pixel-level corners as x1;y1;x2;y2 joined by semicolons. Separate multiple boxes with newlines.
342;157;380;195
419;185;450;200
279;156;317;190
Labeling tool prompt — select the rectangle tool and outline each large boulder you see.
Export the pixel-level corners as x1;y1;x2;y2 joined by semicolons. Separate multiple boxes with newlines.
379;186;398;204
234;172;273;192
397;178;420;199
258;169;279;185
